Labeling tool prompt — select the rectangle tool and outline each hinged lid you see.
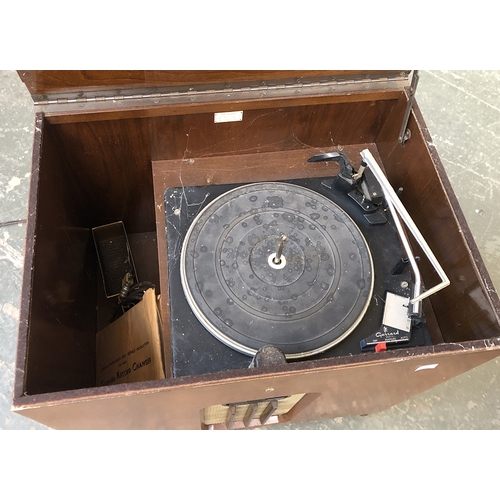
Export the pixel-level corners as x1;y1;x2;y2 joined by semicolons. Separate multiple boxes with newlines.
18;70;411;109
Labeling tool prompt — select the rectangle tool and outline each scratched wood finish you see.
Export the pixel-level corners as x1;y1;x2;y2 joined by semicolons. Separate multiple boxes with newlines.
45;99;396;235
19;118;98;395
50;118;155;234
149;101;397;162
14;345;500;429
376;93;500;343
18;70;409;96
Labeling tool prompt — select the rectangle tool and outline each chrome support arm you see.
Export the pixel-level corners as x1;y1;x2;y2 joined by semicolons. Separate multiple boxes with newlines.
360;149;450;307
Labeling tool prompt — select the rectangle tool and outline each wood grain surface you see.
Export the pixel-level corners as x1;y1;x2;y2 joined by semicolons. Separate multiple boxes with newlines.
12;77;500;429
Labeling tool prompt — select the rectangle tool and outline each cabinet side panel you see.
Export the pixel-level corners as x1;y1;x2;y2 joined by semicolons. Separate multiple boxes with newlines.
50;118;155;234
23;119;98;395
376;93;500;342
14;348;500;429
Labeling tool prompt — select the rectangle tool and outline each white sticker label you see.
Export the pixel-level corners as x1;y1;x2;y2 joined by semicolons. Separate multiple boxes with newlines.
415;364;439;372
214;111;243;123
382;292;411;333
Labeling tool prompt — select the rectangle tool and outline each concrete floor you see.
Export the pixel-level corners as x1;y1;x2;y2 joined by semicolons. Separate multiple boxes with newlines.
1;70;500;430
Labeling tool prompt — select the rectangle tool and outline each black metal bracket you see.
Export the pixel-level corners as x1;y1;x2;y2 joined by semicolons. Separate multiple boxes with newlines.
309;151;387;224
398;70;420;146
307;151;356;185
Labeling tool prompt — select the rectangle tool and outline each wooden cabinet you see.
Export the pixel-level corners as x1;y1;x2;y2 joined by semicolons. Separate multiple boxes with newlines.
12;71;500;429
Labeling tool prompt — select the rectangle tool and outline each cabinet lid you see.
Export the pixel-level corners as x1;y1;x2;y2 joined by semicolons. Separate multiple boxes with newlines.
18;70;411;104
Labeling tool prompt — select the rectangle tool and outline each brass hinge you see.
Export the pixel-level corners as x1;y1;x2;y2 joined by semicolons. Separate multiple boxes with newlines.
34;73;410;108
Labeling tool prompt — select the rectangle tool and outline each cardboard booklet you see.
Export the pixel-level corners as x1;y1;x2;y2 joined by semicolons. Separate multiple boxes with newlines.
96;288;165;386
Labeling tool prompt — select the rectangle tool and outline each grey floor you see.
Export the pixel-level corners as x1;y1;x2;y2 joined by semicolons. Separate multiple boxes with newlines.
1;70;500;430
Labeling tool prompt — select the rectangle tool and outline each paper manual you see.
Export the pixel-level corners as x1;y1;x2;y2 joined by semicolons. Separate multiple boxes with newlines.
96;288;164;386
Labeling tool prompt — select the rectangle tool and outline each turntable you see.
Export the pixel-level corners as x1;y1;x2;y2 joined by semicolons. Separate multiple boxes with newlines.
165;149;449;378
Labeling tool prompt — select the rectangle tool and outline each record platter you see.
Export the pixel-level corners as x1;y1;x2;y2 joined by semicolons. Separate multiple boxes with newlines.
165;150;436;378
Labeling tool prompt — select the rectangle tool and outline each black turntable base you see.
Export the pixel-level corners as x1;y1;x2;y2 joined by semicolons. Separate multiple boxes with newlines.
165;174;431;378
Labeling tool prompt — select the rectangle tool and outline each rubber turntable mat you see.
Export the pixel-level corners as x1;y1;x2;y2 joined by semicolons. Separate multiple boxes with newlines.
165;177;431;378
180;182;374;358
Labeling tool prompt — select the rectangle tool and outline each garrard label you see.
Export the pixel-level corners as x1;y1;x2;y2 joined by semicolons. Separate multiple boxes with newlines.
214;111;243;123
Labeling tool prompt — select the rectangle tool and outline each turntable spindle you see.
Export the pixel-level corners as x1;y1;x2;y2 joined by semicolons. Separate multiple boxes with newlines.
273;234;287;265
